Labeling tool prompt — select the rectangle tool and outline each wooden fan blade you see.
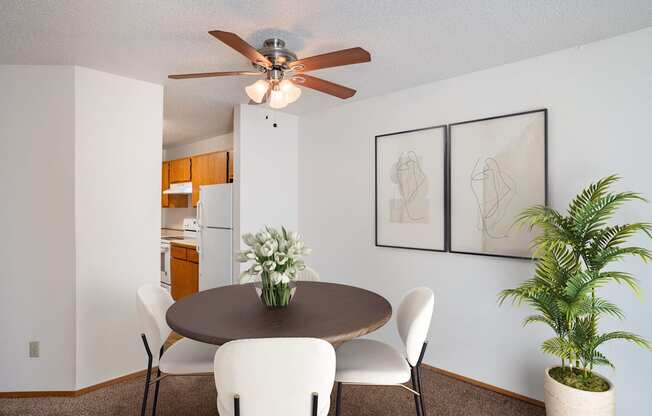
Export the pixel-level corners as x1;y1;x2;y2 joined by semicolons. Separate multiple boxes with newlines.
292;74;356;99
209;30;272;68
289;47;370;72
168;71;261;79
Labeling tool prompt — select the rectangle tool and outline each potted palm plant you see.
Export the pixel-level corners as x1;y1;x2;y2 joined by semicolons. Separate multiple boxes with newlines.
499;175;652;416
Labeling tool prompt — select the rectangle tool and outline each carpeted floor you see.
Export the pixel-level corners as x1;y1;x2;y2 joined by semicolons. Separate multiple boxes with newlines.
0;367;544;416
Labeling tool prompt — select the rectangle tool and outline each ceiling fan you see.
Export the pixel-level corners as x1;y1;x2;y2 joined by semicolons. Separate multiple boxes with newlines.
168;30;371;109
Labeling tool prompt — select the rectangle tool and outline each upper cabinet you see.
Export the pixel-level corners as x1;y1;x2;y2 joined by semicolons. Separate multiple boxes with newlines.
191;151;228;207
162;151;232;208
169;157;191;183
161;161;170;207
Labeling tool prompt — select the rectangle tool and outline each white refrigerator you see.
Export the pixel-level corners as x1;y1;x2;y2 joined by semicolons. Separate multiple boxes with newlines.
197;184;233;290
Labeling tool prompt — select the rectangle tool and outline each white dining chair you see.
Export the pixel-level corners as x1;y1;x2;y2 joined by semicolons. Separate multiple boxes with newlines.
296;265;320;282
214;338;336;416
334;287;434;416
136;285;219;416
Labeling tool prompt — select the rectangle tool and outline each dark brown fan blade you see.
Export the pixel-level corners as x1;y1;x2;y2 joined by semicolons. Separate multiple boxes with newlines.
168;71;261;79
289;47;370;72
209;30;272;68
292;74;356;99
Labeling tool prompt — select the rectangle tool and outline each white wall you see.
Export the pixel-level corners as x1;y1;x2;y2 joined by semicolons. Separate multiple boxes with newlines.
298;27;652;415
161;133;233;229
0;66;77;391
74;67;163;389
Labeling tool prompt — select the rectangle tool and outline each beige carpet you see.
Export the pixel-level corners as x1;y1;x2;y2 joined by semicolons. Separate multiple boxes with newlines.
0;367;544;416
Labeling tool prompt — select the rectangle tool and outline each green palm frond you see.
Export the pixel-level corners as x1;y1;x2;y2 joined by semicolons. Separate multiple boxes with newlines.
533;245;580;290
497;287;525;306
570;317;597;345
594;331;652;350
571;192;647;239
590;223;652;252
516;206;574;250
542;336;574;360
564;271;610;300
596;271;641;296
590;298;625;320
589;350;615;370
591;246;652;270
568;175;620;219
522;315;561;332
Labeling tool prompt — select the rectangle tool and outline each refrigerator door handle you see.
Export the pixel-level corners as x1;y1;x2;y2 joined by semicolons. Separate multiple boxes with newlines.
196;200;202;255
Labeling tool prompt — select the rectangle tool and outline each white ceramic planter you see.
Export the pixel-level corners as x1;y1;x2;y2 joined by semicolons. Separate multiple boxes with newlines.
544;367;615;416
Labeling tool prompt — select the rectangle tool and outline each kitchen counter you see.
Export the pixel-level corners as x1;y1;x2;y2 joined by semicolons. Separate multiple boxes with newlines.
170;239;197;249
162;228;197;249
161;228;197;249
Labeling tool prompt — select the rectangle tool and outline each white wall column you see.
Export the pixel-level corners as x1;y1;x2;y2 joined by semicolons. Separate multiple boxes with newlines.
0;65;163;392
233;104;299;278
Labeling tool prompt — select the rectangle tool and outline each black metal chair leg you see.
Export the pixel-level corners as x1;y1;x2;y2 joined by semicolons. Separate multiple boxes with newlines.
312;392;319;416
151;368;161;416
140;334;153;416
335;382;342;416
151;346;164;416
411;368;422;416
140;365;152;416
415;342;428;416
416;365;426;416
234;395;240;416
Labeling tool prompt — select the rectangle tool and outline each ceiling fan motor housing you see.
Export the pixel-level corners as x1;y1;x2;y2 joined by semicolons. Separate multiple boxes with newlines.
255;38;298;75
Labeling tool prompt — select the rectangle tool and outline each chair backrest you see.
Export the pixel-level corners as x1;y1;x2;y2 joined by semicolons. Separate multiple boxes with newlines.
136;285;174;357
214;338;335;416
396;287;434;366
296;266;320;282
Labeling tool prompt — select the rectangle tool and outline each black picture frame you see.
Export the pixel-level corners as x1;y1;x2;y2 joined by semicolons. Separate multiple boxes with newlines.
374;124;448;252
447;108;548;260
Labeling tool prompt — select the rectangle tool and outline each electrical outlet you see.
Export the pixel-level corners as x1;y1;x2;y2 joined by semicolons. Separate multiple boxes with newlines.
29;341;39;358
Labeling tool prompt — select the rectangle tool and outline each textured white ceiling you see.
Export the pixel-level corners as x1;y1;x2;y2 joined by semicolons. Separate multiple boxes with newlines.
2;1;652;146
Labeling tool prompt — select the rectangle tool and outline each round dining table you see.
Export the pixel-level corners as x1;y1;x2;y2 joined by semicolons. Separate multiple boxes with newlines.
166;281;392;345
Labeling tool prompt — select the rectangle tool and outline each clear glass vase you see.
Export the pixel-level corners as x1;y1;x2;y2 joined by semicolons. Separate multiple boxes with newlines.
254;273;297;308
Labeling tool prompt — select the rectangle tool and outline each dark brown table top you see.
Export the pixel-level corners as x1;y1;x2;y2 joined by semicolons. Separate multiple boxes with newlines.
166;281;392;345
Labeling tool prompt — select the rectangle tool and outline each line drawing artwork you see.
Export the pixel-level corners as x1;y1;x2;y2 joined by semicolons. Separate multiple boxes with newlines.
389;151;430;224
470;157;517;239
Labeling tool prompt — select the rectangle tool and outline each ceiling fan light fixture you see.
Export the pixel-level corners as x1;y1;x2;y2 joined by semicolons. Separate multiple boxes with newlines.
245;79;269;103
279;79;302;104
269;88;289;109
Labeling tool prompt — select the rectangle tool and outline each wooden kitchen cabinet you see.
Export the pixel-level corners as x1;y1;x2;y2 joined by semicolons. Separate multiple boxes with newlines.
191;151;228;207
171;245;187;260
170;244;199;300
169;157;191;183
161;161;170;207
187;248;199;263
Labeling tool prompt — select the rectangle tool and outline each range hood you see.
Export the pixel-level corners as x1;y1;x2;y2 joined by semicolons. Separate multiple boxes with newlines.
163;182;192;195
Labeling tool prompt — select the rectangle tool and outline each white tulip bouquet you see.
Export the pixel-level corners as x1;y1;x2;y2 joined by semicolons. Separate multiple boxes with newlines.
238;226;311;307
